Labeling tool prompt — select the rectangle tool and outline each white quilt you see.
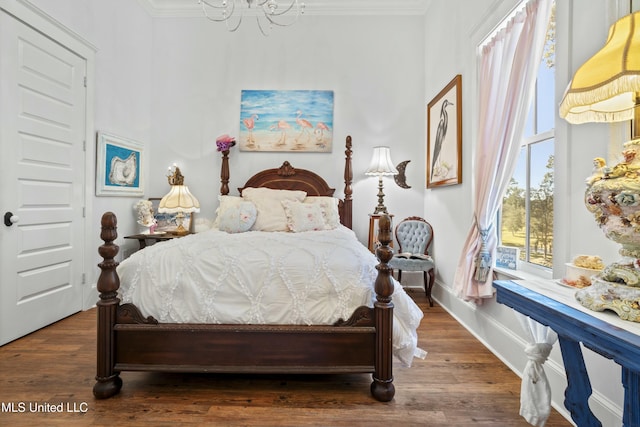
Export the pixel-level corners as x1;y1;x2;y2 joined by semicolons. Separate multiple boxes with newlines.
117;226;425;366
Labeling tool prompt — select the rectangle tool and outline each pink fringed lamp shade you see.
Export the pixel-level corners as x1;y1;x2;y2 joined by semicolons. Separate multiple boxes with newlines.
559;11;640;124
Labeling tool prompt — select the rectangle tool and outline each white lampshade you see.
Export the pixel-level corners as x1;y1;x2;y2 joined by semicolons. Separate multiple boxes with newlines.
158;185;200;214
365;146;398;176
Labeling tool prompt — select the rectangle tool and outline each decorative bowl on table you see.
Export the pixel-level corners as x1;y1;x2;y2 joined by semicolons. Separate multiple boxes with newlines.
562;262;602;288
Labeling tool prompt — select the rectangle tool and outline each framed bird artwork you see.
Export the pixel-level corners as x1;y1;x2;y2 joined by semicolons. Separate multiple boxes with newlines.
426;74;462;188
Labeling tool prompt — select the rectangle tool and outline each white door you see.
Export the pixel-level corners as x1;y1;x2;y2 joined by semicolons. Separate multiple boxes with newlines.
0;11;86;345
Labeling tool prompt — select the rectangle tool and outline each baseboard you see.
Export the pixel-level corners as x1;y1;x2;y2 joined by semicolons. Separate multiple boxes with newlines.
431;280;623;426
83;283;98;311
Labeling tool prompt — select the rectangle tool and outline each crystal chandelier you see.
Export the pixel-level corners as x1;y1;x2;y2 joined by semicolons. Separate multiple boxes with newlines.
198;0;305;36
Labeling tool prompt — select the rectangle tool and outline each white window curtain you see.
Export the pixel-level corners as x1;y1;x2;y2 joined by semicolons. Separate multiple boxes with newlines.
516;313;558;427
453;0;554;302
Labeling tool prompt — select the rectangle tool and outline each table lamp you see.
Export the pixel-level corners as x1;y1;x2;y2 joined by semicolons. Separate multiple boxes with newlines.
559;11;640;321
365;146;398;214
158;165;200;236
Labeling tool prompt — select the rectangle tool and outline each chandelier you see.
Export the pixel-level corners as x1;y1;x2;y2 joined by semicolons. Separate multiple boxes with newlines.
198;0;305;36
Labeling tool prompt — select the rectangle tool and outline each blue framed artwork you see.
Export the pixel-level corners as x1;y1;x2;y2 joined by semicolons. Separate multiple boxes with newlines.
239;90;334;152
96;132;144;196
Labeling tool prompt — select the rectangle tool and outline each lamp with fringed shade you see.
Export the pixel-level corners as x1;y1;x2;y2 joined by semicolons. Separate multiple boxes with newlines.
559;11;640;322
559;11;640;126
159;165;200;236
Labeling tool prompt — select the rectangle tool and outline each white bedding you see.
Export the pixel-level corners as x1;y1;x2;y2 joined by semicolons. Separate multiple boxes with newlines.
117;225;425;366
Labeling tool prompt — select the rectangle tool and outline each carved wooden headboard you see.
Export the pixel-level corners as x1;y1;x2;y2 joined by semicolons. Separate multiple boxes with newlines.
219;136;353;229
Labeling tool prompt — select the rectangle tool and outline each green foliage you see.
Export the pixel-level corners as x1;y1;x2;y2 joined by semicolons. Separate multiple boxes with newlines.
500;155;554;268
542;3;556;69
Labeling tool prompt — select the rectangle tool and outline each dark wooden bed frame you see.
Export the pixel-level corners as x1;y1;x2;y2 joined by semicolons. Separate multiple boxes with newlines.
93;136;397;402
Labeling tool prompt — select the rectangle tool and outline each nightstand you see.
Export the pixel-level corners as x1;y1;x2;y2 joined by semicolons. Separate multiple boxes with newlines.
368;214;394;252
124;232;189;250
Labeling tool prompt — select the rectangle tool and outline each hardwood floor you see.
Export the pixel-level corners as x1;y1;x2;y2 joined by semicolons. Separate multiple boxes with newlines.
0;289;571;426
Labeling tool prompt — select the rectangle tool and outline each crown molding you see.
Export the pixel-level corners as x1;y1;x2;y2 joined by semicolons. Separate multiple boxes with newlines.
136;0;431;18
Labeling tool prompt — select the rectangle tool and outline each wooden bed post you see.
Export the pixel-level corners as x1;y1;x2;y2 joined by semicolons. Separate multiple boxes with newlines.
220;148;231;196
343;135;353;230
371;214;395;401
93;212;123;399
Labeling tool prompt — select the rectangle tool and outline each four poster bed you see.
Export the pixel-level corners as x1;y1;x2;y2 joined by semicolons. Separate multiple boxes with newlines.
93;136;424;402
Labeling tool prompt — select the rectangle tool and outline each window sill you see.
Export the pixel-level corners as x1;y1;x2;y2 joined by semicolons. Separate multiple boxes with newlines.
494;265;552;282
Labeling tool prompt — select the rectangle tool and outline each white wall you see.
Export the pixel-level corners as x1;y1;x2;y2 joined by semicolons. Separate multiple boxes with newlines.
426;0;628;425
147;14;426;246
28;0;426;253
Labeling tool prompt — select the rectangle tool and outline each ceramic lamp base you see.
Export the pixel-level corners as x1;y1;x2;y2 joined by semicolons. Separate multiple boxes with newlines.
575;275;640;322
581;138;640;322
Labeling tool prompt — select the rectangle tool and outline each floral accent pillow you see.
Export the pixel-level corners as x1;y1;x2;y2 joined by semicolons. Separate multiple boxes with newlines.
212;195;243;230
303;196;341;229
218;201;257;233
281;200;325;232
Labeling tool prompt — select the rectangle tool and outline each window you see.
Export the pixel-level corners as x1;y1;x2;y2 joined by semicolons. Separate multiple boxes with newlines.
499;3;555;270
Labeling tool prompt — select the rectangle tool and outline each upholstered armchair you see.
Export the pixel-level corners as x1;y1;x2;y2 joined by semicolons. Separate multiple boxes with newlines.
388;216;435;307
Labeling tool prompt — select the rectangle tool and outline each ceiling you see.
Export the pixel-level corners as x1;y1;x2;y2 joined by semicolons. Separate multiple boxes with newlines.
136;0;432;17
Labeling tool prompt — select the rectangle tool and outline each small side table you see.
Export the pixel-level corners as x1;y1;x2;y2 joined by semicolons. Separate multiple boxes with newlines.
368;214;394;252
124;232;188;250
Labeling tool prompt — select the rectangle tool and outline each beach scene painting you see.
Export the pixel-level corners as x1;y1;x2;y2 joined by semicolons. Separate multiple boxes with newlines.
239;90;334;152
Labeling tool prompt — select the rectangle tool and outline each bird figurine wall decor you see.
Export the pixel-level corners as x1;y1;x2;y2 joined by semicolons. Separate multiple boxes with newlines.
431;99;453;180
394;160;411;188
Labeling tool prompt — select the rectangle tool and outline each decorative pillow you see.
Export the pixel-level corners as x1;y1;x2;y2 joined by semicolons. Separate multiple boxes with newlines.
212;195;243;230
194;217;215;233
241;187;307;231
282;200;325;232
218;201;257;233
303;196;341;229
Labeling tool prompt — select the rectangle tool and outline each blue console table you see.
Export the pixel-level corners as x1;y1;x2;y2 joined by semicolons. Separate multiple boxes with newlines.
493;280;640;427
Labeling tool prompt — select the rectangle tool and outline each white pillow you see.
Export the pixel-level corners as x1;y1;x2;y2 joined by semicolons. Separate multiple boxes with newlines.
212;195;243;229
303;196;341;229
218;201;257;233
242;187;307;231
282;200;325;232
194;217;215;233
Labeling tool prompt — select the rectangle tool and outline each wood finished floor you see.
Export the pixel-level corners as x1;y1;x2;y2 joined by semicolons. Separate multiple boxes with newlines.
0;289;571;426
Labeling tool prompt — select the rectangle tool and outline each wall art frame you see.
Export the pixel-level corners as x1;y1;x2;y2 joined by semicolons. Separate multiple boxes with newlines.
239;89;334;152
96;132;144;197
496;245;520;270
426;74;462;189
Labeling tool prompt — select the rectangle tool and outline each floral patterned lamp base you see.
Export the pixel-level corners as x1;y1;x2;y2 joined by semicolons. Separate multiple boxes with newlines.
582;138;640;322
576;275;640;322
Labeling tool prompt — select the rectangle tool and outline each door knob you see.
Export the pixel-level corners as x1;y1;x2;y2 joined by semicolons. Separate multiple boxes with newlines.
4;212;19;226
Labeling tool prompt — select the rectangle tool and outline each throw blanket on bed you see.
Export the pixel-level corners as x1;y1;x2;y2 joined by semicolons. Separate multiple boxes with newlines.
117;226;425;366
